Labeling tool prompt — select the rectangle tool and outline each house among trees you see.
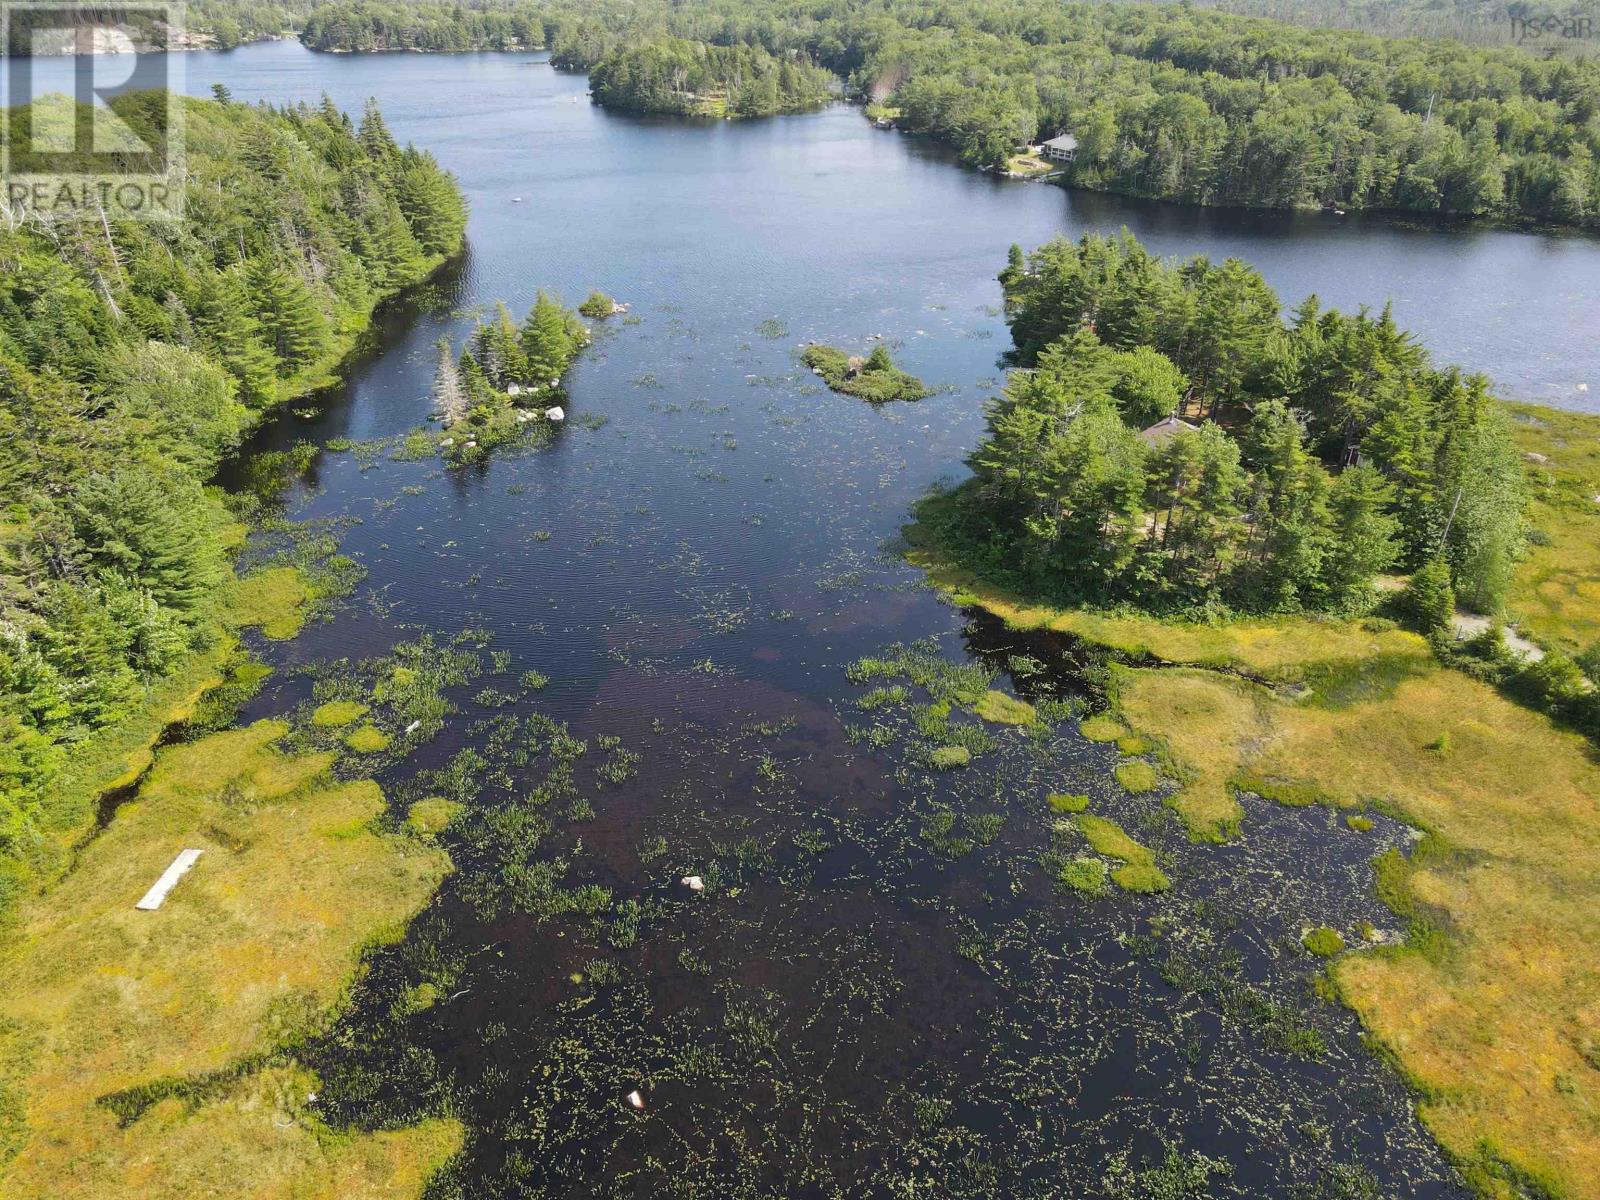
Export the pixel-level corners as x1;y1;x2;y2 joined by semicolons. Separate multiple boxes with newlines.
1136;414;1198;446
1040;134;1078;163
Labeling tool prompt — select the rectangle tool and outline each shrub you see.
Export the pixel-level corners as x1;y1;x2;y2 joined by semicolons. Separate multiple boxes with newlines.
1396;557;1454;638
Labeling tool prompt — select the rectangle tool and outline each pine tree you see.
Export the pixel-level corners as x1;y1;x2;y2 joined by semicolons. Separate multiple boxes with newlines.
433;336;469;425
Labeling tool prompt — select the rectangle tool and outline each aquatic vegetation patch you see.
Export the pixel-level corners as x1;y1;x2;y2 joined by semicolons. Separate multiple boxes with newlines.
344;724;392;754
1075;814;1170;893
801;342;932;403
1113;760;1159;794
312;700;369;727
929;745;970;770
1047;792;1090;813
970;689;1036;725
1303;927;1347;957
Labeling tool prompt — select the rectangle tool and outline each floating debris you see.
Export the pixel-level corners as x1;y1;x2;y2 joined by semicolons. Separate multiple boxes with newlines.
625;1089;646;1111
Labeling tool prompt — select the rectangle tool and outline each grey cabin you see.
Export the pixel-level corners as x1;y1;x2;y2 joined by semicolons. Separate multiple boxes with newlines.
1040;133;1078;162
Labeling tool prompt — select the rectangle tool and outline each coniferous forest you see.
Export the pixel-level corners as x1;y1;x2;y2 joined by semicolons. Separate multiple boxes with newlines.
921;231;1526;617
0;93;465;908
289;0;1600;227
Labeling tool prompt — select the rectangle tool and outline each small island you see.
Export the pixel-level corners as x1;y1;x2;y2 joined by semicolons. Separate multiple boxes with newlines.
432;291;590;460
801;342;931;403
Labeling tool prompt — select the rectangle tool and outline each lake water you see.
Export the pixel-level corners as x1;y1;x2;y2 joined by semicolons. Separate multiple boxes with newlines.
23;38;1585;1196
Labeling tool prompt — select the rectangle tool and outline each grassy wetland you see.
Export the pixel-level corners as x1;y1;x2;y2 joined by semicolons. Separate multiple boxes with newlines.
8;40;1600;1200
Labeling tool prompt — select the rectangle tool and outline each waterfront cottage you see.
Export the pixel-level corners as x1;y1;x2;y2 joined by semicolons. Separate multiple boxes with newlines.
1040;133;1078;163
1136;415;1198;446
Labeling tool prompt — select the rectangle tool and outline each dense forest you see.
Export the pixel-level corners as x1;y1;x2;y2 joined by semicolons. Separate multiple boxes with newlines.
1188;0;1597;52
588;38;833;116
300;0;543;51
918;231;1526;617
288;0;1600;227
0;93;465;910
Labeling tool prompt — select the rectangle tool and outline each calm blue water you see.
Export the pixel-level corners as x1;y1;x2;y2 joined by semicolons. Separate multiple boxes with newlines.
12;38;1600;411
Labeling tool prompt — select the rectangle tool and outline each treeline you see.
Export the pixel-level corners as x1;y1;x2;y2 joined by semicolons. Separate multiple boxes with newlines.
1185;0;1598;53
300;0;544;51
861;1;1600;225
292;0;1600;227
0;94;465;907
588;38;833;118
920;231;1525;616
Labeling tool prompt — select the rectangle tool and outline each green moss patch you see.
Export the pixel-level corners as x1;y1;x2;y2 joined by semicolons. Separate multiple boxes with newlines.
311;700;368;728
1303;927;1346;957
929;745;971;770
1078;714;1127;743
1056;856;1109;895
971;690;1037;725
344;725;391;754
1046;792;1090;814
406;796;463;837
1111;862;1171;893
1114;760;1160;793
1076;814;1170;893
226;566;309;641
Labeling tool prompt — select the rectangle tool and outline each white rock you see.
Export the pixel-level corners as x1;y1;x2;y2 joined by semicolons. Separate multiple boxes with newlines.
545;406;565;422
1580;382;1590;392
681;875;704;892
625;1089;646;1110
405;720;421;735
507;383;522;396
440;438;454;447
465;440;477;448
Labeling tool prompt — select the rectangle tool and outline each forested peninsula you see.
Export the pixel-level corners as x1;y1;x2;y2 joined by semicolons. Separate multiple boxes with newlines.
0;92;466;917
903;230;1600;1196
289;0;1600;227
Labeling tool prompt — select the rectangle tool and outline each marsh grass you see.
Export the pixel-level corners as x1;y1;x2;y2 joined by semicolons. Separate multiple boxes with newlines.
1074;815;1170;893
312;700;368;727
971;690;1036;725
1113;760;1159;794
1506;403;1600;655
0;721;454;1199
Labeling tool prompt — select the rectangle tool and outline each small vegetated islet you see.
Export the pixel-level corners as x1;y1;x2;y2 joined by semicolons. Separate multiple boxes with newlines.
802;343;931;403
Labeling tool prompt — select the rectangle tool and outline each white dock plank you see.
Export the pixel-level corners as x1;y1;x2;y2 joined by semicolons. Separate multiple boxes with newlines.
135;849;203;911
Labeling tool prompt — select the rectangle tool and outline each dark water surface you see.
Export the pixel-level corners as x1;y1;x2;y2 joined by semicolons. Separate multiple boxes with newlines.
23;39;1563;1196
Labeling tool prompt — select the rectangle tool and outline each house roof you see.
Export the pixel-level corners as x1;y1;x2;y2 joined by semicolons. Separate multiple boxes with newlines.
1041;134;1078;151
1137;415;1199;446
